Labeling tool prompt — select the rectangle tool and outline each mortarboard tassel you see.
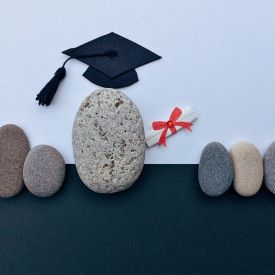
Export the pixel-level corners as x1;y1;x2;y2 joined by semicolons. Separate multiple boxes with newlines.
36;50;117;106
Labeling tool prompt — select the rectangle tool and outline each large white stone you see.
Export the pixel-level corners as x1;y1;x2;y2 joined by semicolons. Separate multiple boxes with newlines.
72;88;146;194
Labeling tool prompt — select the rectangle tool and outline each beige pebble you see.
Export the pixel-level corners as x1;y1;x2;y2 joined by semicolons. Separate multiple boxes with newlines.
230;141;263;197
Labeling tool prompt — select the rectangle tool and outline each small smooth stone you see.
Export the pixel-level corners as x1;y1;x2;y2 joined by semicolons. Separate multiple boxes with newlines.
23;145;65;197
230;142;263;197
264;141;275;194
0;124;30;198
198;142;233;196
73;88;146;194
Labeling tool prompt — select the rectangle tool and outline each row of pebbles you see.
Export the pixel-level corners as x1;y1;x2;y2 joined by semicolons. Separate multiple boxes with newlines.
0;124;65;198
199;141;275;197
0;89;146;197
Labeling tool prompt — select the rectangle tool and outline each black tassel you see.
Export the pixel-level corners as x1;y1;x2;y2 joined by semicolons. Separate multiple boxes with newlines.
36;50;117;106
36;67;66;106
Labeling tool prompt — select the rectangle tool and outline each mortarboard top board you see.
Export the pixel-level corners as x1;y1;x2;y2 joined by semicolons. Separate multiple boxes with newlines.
36;32;161;106
62;32;161;78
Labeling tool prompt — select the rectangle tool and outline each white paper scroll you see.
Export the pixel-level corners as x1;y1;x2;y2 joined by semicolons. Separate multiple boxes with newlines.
145;106;198;147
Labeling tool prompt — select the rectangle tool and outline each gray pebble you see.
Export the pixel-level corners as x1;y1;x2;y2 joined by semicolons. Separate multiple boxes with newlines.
264;141;275;194
23;145;65;197
0;124;30;198
72;88;146;194
198;142;233;196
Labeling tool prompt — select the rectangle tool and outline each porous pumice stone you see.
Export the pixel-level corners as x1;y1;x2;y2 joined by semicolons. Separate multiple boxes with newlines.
0;124;30;198
23;145;65;197
198;142;233;197
264;141;275;194
72;88;146;194
230;142;263;197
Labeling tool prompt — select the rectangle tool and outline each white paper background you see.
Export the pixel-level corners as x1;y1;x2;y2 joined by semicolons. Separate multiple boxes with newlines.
0;0;274;164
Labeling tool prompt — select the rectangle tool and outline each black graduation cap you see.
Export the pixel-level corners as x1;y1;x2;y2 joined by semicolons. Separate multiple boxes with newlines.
36;32;161;106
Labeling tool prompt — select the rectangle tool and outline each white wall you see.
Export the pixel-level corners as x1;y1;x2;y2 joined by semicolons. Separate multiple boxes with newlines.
0;0;274;163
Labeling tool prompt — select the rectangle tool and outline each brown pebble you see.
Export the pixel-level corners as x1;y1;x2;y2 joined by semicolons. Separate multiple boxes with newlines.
0;124;30;198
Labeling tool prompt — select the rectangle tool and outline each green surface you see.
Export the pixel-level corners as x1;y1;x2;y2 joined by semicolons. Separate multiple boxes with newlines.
1;164;275;274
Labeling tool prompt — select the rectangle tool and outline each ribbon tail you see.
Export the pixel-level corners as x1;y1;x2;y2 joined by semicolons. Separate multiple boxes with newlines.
175;122;193;131
158;127;169;146
169;107;182;121
152;121;167;130
170;126;177;134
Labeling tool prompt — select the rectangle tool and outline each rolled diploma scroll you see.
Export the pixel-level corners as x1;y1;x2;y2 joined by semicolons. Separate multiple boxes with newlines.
145;106;198;147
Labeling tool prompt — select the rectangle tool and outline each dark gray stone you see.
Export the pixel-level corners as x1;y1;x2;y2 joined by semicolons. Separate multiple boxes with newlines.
0;124;30;198
264;141;275;194
23;145;65;197
72;88;146;194
198;142;233;197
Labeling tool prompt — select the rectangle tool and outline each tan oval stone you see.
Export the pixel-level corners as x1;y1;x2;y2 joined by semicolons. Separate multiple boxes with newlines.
0;124;30;198
230;141;263;197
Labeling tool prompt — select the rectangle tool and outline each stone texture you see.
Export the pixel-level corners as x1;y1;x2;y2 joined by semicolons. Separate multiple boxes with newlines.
23;145;65;197
198;142;233;197
264;141;275;194
72;88;146;194
230;141;263;197
0;124;30;198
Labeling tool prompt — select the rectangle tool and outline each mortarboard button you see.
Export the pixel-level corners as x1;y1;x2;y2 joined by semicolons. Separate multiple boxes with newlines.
36;32;161;106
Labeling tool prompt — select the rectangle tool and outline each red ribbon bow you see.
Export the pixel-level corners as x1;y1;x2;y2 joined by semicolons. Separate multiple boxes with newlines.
152;107;193;146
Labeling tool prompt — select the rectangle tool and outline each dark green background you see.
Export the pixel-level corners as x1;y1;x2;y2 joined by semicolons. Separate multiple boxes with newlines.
1;164;275;275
